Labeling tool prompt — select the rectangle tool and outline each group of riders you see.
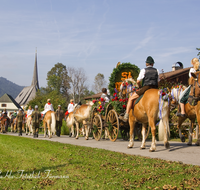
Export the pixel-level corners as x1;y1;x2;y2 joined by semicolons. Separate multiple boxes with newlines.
0;56;199;144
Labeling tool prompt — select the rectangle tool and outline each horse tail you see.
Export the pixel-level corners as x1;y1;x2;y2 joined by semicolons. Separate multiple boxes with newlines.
51;112;56;134
158;99;170;141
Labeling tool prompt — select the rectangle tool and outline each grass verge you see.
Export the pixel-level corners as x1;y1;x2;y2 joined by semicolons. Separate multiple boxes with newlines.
0;134;200;189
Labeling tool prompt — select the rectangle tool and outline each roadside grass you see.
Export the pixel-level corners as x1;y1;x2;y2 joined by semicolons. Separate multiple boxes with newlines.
1;135;200;189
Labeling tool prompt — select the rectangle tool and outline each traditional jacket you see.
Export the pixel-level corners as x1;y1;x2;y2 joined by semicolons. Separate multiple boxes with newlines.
31;111;41;123
56;109;64;121
17;112;24;123
143;67;158;87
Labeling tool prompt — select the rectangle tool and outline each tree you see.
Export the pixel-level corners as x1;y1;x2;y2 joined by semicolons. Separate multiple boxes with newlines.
27;89;67;111
67;67;88;103
76;68;88;102
93;73;107;93
46;63;70;97
196;48;200;59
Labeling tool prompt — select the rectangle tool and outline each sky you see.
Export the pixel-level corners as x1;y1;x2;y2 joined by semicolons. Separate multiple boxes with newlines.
0;0;200;89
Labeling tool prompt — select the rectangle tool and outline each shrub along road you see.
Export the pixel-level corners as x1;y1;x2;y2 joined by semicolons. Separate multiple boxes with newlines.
5;132;200;166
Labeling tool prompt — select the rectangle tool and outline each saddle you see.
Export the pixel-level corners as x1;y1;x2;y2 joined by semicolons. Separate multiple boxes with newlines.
133;95;144;106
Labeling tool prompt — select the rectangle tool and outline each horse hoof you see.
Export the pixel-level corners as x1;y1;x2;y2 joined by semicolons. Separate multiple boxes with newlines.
164;142;170;149
85;137;89;140
140;147;146;150
149;149;155;152
195;142;200;146
127;146;133;149
75;137;79;139
187;143;192;146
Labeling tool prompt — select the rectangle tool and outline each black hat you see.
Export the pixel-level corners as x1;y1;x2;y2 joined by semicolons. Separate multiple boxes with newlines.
146;56;154;64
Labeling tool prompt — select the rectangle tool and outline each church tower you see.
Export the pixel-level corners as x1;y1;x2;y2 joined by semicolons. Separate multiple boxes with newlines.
15;49;39;106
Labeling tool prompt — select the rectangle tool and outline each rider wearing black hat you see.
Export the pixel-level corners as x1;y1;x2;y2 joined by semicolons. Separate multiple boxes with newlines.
120;56;159;122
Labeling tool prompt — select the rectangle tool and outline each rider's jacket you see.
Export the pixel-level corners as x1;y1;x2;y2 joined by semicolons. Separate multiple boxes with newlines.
31;111;41;123
143;67;158;87
56;109;64;121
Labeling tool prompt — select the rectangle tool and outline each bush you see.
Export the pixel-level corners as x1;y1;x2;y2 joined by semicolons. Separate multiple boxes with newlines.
61;120;69;135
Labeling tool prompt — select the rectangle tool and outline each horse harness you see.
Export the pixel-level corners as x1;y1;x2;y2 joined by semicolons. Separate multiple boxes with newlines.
188;73;200;106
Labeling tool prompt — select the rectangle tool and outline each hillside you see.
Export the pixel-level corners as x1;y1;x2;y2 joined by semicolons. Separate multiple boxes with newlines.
0;77;24;98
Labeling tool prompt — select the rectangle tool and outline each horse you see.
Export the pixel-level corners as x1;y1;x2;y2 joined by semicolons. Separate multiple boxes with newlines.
166;85;197;145
43;111;56;138
127;88;170;151
71;101;94;140
0;116;10;133
24;112;33;136
174;72;200;146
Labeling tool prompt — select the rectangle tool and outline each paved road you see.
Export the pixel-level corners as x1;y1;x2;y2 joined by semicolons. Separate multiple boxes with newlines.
3;132;200;166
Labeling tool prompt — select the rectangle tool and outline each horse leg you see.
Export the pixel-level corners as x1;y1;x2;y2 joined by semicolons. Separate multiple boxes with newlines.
187;120;194;145
44;122;46;138
140;123;147;149
47;121;51;138
149;118;156;152
128;114;136;148
75;122;79;139
195;113;200;146
83;120;89;140
177;116;186;142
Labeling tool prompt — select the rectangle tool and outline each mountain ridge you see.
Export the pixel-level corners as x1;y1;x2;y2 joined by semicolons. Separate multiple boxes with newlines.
0;77;25;98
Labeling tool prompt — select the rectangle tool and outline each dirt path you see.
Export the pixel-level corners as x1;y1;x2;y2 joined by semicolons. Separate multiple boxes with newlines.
4;132;200;166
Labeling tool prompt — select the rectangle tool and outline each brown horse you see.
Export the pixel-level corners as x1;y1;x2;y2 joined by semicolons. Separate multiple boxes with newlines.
43;111;56;138
0;116;10;133
128;89;170;152
176;72;200;146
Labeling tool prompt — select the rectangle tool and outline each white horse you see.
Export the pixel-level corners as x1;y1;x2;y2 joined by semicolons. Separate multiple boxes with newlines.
43;111;56;138
25;115;33;135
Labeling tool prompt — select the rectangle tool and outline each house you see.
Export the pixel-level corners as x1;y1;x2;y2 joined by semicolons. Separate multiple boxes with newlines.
0;93;21;116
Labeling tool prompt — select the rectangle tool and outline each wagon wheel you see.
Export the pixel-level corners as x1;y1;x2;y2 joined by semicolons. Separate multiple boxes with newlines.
92;114;103;141
105;103;113;119
120;127;130;141
106;109;119;142
134;123;150;141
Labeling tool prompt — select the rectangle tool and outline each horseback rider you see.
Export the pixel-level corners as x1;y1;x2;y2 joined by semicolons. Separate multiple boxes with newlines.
120;56;159;122
27;105;34;118
177;58;200;117
101;88;110;103
65;99;75;117
41;99;54;118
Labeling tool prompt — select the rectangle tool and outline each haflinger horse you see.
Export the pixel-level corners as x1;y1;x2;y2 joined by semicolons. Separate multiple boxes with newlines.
168;85;197;145
43;111;56;138
25;112;33;136
120;78;170;152
71;101;94;140
0;116;10;133
176;72;200;146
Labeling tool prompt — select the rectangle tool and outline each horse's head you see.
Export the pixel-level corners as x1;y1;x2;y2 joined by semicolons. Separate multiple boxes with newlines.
119;78;138;98
189;71;200;97
86;101;94;106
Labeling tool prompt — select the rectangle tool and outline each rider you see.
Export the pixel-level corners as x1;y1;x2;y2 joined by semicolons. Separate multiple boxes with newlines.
41;99;54;117
101;88;110;103
177;58;200;117
27;105;34;118
120;56;159;122
65;99;75;117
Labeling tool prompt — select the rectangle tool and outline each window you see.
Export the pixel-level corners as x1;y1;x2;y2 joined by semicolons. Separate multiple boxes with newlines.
1;104;7;107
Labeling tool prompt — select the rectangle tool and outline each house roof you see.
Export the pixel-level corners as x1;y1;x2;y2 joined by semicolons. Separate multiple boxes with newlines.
159;67;191;79
0;93;21;109
83;92;102;100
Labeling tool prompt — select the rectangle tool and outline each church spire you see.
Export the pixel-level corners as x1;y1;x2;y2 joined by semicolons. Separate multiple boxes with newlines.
31;48;39;89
